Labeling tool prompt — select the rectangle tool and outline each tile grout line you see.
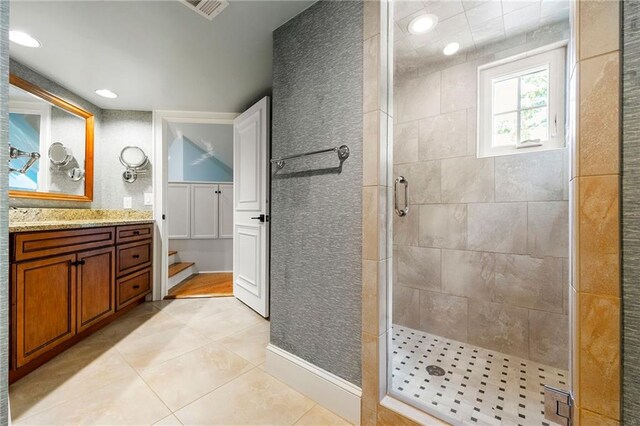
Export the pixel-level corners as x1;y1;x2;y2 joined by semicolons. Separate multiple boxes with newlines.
11;344;150;424
290;404;318;426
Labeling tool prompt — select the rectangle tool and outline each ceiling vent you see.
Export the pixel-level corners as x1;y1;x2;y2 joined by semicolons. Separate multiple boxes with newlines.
180;0;228;21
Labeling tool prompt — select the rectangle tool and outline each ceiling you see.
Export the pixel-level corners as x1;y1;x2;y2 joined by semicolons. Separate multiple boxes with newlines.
9;0;314;112
395;0;570;64
167;122;233;168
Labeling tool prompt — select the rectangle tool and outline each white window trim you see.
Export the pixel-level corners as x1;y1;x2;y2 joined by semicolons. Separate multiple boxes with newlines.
477;41;568;158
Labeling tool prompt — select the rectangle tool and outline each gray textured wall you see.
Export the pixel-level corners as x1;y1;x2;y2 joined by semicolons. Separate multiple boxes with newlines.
623;1;640;423
270;0;363;386
1;1;10;423
99;110;152;211
9;60;152;210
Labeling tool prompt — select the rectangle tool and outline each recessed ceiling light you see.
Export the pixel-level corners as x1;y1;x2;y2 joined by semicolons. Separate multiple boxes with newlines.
408;14;438;35
95;89;118;99
443;42;460;56
9;31;41;48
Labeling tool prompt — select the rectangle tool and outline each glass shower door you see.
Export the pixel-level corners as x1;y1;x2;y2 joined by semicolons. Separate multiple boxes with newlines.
387;1;572;424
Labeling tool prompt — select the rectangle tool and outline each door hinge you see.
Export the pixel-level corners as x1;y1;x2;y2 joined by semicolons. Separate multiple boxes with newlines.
544;386;573;426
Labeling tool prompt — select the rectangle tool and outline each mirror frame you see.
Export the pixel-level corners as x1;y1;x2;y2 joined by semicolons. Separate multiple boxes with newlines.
9;74;94;202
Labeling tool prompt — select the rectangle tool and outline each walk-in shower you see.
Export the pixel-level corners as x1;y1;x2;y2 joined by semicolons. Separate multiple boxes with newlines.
389;1;571;424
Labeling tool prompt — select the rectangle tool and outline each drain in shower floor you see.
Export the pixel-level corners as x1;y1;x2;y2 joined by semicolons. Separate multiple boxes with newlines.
426;365;446;376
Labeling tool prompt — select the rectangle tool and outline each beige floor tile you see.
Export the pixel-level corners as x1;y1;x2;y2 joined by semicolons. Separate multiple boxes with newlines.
154;414;183;425
294;405;352;426
14;375;170;425
154;297;241;324
92;309;186;345
175;368;315;425
10;348;137;421
185;305;265;341
116;325;211;370
217;320;270;365
138;343;254;411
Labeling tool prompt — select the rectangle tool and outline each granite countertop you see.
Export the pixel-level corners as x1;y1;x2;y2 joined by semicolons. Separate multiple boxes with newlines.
9;218;155;233
9;208;154;233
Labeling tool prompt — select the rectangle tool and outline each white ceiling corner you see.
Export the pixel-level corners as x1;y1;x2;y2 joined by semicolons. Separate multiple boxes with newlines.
9;0;314;112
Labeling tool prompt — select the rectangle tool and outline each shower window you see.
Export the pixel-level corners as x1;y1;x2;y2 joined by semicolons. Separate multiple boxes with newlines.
478;45;566;158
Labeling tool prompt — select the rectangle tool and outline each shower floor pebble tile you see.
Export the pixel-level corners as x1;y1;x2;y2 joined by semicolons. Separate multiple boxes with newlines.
390;326;568;426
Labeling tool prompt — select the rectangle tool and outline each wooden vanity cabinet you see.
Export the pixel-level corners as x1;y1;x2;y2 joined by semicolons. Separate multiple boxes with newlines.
9;224;153;382
77;247;116;332
12;253;77;368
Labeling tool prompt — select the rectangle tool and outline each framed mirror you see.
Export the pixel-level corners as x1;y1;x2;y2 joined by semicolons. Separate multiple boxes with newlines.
8;74;94;202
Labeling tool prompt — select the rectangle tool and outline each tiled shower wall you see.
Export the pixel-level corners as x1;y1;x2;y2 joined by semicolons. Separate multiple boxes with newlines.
392;23;570;369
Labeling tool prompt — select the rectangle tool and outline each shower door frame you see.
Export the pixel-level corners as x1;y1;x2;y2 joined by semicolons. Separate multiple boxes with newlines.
360;0;622;425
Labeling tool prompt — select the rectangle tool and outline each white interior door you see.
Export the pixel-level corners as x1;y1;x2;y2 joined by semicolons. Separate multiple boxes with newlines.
233;97;270;317
218;184;234;239
167;183;191;239
191;183;219;239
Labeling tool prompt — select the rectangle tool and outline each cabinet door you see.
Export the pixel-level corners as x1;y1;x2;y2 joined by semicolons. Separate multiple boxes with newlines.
218;184;234;239
168;183;191;239
77;247;115;332
191;184;219;239
14;254;76;367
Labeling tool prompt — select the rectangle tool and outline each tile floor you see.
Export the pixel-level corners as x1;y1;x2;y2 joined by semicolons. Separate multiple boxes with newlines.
390;326;569;426
10;297;351;425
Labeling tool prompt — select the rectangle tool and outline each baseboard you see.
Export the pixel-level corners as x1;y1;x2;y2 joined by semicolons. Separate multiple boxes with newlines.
197;270;233;273
264;344;361;425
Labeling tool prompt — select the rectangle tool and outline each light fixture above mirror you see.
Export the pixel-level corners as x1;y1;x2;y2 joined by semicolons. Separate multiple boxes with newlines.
9;30;40;48
95;89;118;99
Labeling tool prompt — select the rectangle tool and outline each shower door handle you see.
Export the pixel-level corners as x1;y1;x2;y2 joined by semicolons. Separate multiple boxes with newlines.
394;176;409;217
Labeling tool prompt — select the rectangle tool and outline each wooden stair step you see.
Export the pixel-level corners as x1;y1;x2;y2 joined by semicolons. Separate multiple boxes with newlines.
169;250;178;256
169;262;195;278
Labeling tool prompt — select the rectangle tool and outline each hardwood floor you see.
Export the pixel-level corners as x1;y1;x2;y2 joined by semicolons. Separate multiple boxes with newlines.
168;262;195;278
166;273;233;299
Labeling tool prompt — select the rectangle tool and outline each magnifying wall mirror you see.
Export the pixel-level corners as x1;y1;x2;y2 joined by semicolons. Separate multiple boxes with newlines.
8;74;94;202
120;146;149;183
48;142;72;166
48;142;85;182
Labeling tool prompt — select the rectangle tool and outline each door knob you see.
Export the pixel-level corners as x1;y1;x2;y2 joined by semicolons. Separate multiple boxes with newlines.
251;214;268;223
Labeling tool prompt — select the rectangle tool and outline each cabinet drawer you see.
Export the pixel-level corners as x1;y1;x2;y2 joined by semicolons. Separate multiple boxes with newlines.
116;224;153;244
117;268;151;310
12;227;116;262
117;241;152;277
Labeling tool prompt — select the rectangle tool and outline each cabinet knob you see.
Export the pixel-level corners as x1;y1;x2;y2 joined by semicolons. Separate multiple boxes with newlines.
132;254;140;259
133;231;140;235
132;285;140;289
